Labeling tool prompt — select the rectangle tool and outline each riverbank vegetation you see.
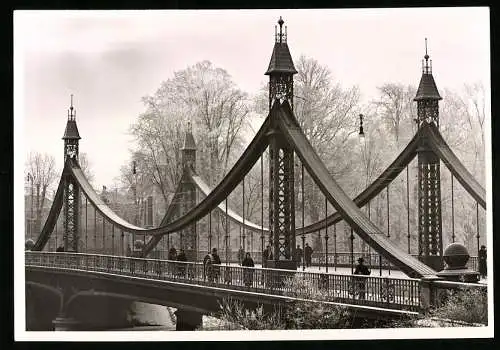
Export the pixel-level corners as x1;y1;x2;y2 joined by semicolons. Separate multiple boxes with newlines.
202;278;487;330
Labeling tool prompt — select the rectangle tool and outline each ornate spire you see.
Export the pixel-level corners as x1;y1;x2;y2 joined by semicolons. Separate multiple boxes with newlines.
422;37;432;74
414;38;442;102
182;121;197;151
275;16;287;43
266;17;297;110
63;94;81;140
266;17;297;75
68;94;76;121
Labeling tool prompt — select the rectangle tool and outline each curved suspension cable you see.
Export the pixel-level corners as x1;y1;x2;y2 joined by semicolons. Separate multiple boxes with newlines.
141;178;185;256
277;100;436;278
35;104;485;261
189;118;422;237
32;164;66;251
425;122;486;208
296;120;422;235
68;113;272;237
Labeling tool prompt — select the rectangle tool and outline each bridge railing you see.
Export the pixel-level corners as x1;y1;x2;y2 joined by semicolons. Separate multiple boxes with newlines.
147;250;479;272
25;252;483;313
26;251;423;311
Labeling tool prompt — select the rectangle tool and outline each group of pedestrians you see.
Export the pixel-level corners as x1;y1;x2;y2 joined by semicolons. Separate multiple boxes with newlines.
167;247;187;262
293;243;313;268
166;246;189;276
204;248;222;282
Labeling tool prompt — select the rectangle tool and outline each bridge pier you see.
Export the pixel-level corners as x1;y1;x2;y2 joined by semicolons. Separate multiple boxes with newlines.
174;309;203;331
419;276;442;311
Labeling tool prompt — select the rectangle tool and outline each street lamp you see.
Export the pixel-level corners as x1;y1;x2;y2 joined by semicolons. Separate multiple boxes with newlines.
131;160;138;226
131;161;138;255
359;114;365;138
358;114;367;257
26;173;34;239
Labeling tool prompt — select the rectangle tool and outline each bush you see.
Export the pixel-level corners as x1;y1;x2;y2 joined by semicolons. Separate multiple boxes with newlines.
212;298;286;330
206;276;488;330
283;300;353;329
430;287;487;325
282;275;330;300
209;275;354;330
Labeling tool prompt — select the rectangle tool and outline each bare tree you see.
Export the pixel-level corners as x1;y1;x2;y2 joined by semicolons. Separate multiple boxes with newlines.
127;61;250;212
78;152;95;186
373;83;417;146
461;82;486;183
130;96;186;201
25;152;57;234
294;56;360;169
166;60;250;185
293;56;361;240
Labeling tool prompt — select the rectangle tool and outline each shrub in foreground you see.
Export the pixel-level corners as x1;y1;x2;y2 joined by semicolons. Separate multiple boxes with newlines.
430;287;487;326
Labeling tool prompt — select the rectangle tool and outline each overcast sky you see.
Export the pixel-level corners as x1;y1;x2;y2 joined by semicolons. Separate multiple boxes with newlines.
14;8;490;190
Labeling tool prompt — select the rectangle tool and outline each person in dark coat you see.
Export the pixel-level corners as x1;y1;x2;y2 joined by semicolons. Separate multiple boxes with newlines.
242;252;255;287
176;249;187;277
478;245;487;278
262;245;271;268
238;246;245;266
56;246;64;252
304;243;313;268
211;248;221;281
353;257;371;299
295;245;303;268
168;247;177;260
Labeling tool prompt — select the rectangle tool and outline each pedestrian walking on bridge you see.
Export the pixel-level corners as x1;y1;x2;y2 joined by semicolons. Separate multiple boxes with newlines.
238;246;245;266
353;257;371;299
211;248;222;282
242;252;255;287
177;249;187;277
295;244;303;269
479;245;487;279
304;243;313;268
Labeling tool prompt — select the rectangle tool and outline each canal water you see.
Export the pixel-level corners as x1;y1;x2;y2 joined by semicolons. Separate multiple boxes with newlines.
114;302;229;331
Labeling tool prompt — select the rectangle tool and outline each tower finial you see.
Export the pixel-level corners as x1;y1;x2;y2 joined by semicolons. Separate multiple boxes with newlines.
68;94;76;121
421;38;432;74
424;37;429;60
277;16;286;43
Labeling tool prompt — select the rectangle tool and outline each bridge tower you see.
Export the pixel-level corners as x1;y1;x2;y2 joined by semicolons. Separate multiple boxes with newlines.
180;122;197;261
265;17;298;269
62;95;81;252
414;39;444;271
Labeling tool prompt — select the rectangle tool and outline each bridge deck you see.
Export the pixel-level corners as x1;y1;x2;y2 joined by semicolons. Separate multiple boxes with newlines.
26;252;424;312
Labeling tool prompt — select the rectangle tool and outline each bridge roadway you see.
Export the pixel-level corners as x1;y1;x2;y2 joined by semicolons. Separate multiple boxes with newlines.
26;252;427;330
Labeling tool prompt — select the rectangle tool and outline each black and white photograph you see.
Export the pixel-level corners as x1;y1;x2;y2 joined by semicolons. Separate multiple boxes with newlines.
14;8;493;340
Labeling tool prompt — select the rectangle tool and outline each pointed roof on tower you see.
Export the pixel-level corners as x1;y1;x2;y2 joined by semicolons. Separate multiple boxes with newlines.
181;121;196;150
414;38;442;101
62;94;81;140
265;16;298;75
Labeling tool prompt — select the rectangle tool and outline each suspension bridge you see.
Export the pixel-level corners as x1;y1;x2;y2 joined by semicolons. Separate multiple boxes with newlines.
25;18;487;331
